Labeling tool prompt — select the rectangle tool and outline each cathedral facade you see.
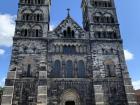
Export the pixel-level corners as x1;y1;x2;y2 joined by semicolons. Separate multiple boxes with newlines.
1;0;137;105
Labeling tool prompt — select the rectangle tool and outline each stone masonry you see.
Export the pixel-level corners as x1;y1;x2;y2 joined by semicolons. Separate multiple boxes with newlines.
1;0;138;105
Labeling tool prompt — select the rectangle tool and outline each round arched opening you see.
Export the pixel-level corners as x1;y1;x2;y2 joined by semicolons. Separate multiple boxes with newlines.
60;89;80;105
65;101;75;105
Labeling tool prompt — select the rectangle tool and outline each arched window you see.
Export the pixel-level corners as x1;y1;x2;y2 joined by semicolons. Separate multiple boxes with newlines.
52;60;61;78
104;60;116;77
98;32;101;38
21;29;30;37
113;32;117;39
93;16;100;23
72;30;75;38
63;27;75;38
22;14;26;20
24;29;28;36
38;0;41;4
63;30;67;37
33;14;43;21
35;29;39;37
22;64;32;77
21;9;32;21
32;25;42;37
77;60;85;78
37;14;40;21
27;64;31;77
111;17;115;23
102;31;106;38
93;12;102;23
67;27;71;36
66;60;73;78
22;13;32;21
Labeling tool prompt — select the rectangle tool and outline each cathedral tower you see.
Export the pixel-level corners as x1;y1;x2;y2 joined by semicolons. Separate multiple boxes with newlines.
81;0;137;105
1;0;51;105
1;0;137;105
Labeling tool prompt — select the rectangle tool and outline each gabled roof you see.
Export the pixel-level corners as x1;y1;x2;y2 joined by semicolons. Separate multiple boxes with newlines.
53;15;85;34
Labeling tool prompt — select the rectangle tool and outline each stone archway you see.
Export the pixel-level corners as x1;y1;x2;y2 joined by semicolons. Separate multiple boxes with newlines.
60;89;80;105
65;101;75;105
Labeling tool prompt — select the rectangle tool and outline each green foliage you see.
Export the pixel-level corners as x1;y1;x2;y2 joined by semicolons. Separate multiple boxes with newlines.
0;87;3;95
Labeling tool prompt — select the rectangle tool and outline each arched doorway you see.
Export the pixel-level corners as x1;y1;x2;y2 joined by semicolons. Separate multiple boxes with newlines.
65;101;75;105
60;89;80;105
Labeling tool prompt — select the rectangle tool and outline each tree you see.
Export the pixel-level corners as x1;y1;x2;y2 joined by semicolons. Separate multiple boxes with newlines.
0;87;3;105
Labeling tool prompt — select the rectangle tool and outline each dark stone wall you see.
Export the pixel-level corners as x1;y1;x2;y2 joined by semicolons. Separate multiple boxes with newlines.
47;79;94;105
0;87;3;105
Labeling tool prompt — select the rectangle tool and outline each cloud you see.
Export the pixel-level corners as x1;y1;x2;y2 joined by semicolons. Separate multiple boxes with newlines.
0;13;16;47
50;25;55;31
0;49;5;55
124;50;134;61
0;77;6;87
132;80;140;90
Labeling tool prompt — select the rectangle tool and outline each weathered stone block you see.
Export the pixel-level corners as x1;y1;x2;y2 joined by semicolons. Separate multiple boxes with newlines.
7;71;16;79
3;86;14;95
1;96;12;105
39;71;47;79
37;95;47;105
38;86;47;95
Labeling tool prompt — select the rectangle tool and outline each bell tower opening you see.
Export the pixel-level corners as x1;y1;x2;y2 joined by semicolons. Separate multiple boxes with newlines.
65;101;75;105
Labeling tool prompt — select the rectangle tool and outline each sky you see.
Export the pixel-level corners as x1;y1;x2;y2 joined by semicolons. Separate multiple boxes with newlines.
0;0;140;89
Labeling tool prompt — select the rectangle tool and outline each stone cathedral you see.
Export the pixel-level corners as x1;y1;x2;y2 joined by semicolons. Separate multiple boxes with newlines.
1;0;138;105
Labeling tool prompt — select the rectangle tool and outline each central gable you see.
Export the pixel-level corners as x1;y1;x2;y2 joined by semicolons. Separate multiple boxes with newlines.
50;16;86;39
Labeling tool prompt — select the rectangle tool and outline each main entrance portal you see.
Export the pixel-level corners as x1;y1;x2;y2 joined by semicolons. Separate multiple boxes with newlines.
65;101;75;105
60;89;80;105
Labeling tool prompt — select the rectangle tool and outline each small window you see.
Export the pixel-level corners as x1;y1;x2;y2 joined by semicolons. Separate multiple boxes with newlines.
113;32;117;39
26;14;30;20
95;31;101;38
36;29;39;37
63;30;67;37
111;17;115;23
51;60;61;78
27;64;31;77
66;60;73;78
38;0;41;4
63;27;75;38
24;29;28;36
37;14;40;21
104;60;116;77
72;31;75;38
22;13;32;21
34;14;43;21
93;16;100;23
78;60;85;78
67;27;71;36
21;29;29;37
